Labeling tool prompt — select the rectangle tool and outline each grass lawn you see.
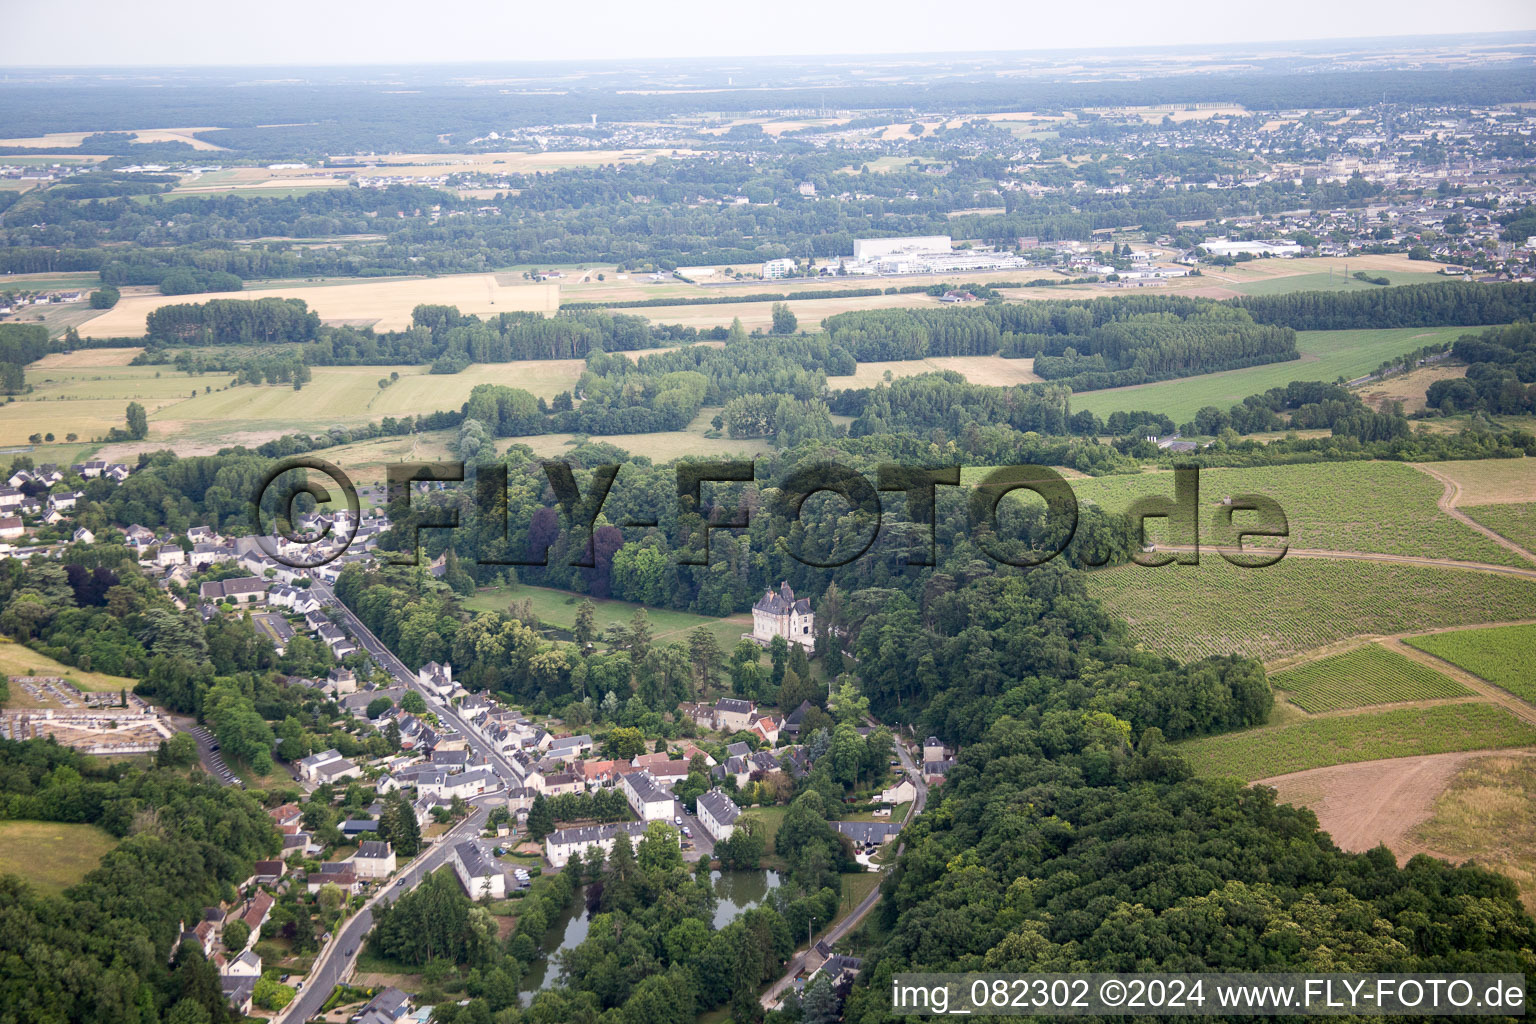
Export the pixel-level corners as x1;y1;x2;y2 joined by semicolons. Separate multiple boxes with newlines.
741;806;789;857
833;872;882;927
1175;702;1536;782
0;820;117;895
1071;325;1474;424
1084;556;1536;664
1271;644;1471;713
1405;624;1536;704
464;582;749;650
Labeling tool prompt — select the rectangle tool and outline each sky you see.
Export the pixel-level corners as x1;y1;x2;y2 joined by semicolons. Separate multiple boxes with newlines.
2;0;1533;66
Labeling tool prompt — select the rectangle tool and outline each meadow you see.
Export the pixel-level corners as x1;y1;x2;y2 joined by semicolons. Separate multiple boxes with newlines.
0;640;138;706
1409;754;1536;910
1405;624;1536;704
0;821;118;895
831;355;1040;389
1423;458;1536;505
1463;504;1536;555
462;582;748;651
1084;557;1536;664
1070;325;1473;423
15;360;586;449
1270;643;1471;713
1068;461;1527;567
1174;702;1536;781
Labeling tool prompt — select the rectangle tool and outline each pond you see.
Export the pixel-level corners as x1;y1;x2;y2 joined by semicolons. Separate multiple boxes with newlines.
518;869;782;1001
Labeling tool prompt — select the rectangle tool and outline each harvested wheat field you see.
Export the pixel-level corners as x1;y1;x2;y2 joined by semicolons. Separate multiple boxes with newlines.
78;274;559;337
1415;458;1536;506
1257;749;1536;857
31;348;145;368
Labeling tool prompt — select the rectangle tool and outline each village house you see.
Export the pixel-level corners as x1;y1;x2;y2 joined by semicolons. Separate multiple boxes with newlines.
620;770;675;821
452;840;504;899
353;840;397;879
696;787;741;843
711;697;756;733
544;820;651;868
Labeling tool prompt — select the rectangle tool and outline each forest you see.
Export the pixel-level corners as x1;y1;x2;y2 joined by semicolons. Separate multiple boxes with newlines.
0;739;279;1024
1426;322;1536;416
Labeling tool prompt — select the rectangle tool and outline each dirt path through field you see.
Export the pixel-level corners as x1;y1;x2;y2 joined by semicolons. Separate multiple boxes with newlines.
1414;463;1536;566
1265;619;1536;673
1256;749;1536;856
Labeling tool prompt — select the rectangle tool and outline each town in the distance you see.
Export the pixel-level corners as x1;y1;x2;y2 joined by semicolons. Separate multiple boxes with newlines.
2;21;1536;1024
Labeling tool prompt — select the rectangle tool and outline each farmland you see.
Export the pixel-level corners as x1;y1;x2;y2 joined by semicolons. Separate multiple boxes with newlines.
0;822;118;895
77;273;559;337
1405;624;1536;704
1070;325;1472;423
14;360;585;449
1272;643;1471;713
831;355;1041;389
1084;557;1536;664
1068;460;1527;567
1174;702;1536;781
1408;755;1536;910
1422;458;1536;506
1463;504;1536;555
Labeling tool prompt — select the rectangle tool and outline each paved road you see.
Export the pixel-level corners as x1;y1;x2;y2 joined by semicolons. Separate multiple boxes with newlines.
278;803;492;1024
174;719;241;788
759;730;929;1009
312;581;529;787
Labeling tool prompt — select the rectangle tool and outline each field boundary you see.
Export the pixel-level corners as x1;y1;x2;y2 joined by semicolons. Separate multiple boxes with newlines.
1413;463;1536;566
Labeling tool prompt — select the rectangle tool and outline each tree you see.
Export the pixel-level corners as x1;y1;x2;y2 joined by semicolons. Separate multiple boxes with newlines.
222;919;251;951
401;690;428;714
125;402;148;440
715;816;765;870
527;793;555;840
770;303;798;335
380;791;422;856
366;696;394;719
574;599;596;647
603;726;646;760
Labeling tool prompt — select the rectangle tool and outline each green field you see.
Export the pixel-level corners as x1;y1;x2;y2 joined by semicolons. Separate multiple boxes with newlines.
12;360;585;447
1085;557;1536;664
1175;702;1536;781
1463;504;1536;557
1230;270;1436;296
1069;461;1526;567
0;272;102;292
1071;325;1474;423
1271;644;1471;713
463;583;749;650
1405;624;1536;704
0;821;118;895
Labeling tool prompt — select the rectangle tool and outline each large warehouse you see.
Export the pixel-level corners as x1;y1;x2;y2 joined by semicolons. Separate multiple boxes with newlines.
851;235;953;260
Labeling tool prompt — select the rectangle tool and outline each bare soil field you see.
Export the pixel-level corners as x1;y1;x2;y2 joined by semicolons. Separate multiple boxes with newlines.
31;347;144;368
833;355;1040;388
1414;459;1536;506
77;274;559;336
1358;363;1467;413
1257;749;1534;856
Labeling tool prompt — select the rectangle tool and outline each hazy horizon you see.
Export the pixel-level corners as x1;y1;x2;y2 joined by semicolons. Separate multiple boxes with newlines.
4;0;1533;68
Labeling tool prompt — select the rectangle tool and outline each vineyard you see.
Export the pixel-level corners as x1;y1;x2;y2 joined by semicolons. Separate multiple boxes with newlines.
1084;557;1536;663
1068;461;1530;567
1462;503;1536;560
1175;702;1536;781
1273;643;1472;713
1405;623;1536;704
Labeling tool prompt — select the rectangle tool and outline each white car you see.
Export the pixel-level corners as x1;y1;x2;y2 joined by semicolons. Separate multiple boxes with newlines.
674;816;683;826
